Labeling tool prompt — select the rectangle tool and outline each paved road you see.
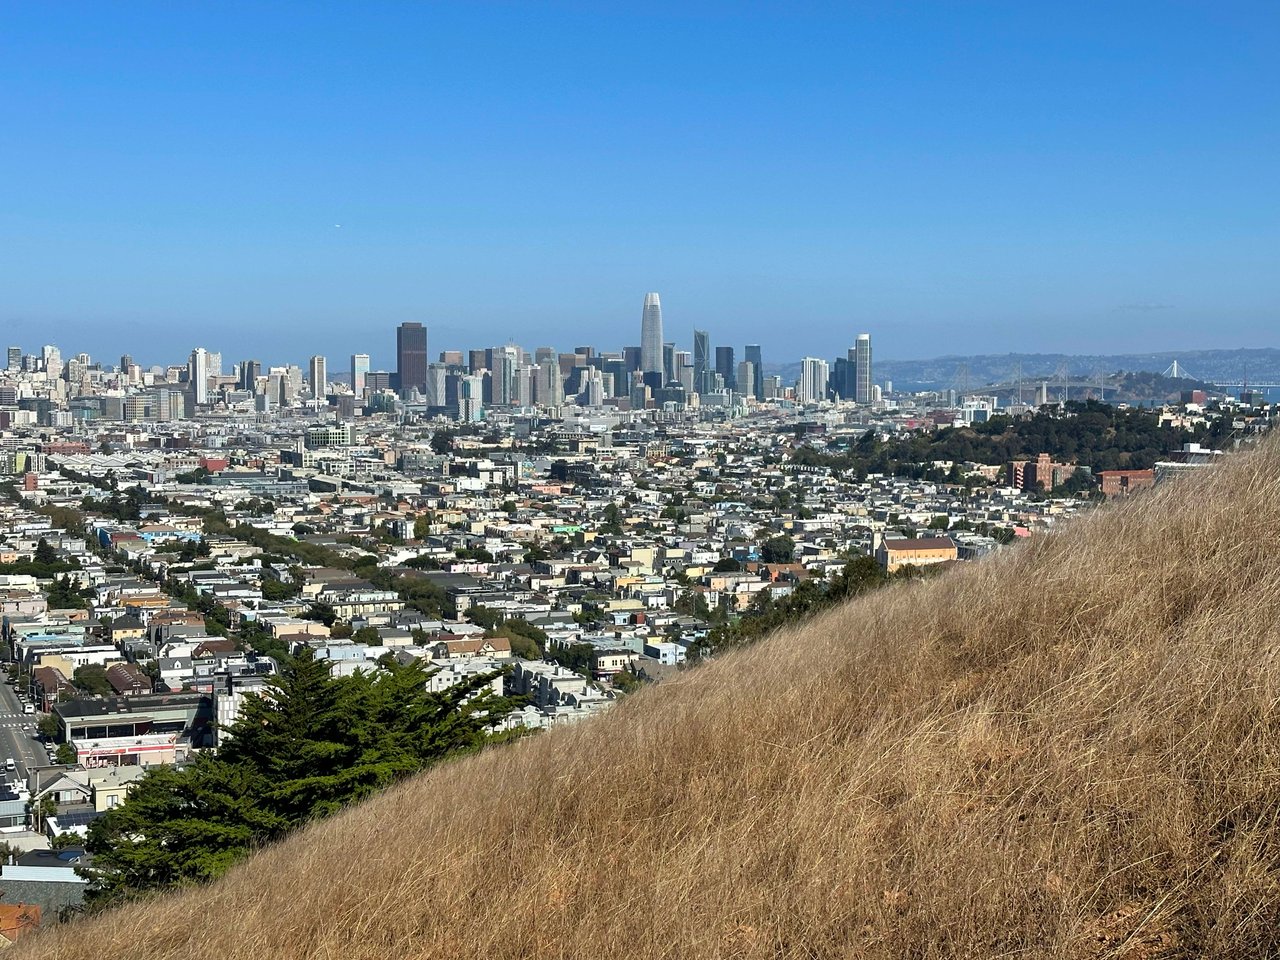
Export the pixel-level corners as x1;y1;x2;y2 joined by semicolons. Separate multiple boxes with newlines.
0;681;45;780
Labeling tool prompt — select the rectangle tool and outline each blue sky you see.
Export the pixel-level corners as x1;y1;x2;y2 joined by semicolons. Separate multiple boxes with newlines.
1;1;1277;369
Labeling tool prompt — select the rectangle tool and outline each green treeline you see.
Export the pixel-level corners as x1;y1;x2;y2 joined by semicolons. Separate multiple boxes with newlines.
83;650;520;905
794;400;1230;479
700;557;917;653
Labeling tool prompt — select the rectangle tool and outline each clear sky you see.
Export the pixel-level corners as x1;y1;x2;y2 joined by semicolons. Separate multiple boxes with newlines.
2;1;1277;370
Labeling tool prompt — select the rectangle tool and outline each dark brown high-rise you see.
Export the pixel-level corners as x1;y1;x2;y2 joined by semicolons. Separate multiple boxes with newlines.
396;322;428;396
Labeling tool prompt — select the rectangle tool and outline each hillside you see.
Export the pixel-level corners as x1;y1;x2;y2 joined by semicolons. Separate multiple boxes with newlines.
17;441;1280;959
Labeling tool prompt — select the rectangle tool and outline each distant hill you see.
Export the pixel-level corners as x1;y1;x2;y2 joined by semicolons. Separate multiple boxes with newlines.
768;346;1280;391
17;439;1280;958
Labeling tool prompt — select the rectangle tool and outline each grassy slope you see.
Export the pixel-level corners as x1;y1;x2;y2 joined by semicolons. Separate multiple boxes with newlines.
17;442;1280;959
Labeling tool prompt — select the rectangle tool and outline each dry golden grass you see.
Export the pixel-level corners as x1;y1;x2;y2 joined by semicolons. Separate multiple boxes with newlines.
17;440;1280;959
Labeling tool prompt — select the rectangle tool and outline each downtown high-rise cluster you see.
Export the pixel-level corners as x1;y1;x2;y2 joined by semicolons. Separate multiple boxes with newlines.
1;293;875;427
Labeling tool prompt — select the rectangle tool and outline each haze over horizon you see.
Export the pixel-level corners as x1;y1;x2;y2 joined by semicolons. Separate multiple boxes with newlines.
2;2;1277;366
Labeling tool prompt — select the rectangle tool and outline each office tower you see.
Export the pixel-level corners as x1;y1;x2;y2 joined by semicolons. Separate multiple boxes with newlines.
490;346;518;405
208;352;222;377
396;322;428;396
678;361;695;397
855;333;873;404
832;354;853;400
424;363;448;407
285;365;304;403
799;357;829;404
439;350;464;366
6;347;20;371
736;362;756;401
623;346;642;373
366;370;391;394
265;371;286;408
188;347;211;405
512;364;535;407
600;357;626;398
350;354;370;394
640;292;663;376
239;359;261;392
629;370;650;410
744;344;763;400
309;356;328;399
41;345;62;378
715;346;737;392
119;353;133;373
467;349;487;374
457;374;484;422
662;342;676;384
692;330;711;394
534;346;556;367
763;375;783;399
535;361;564;406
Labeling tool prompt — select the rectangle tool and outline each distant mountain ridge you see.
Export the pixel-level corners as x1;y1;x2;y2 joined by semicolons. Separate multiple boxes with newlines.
767;346;1280;390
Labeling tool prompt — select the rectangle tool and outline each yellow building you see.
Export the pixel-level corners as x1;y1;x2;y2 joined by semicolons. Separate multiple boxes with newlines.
876;536;958;573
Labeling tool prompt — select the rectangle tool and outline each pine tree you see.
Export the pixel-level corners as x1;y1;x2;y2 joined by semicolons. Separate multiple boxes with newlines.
83;648;519;904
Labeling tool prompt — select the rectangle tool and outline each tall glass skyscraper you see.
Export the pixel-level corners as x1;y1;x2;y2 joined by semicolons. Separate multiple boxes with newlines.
693;329;711;394
715;346;736;392
397;322;428;396
640;292;663;376
855;333;873;404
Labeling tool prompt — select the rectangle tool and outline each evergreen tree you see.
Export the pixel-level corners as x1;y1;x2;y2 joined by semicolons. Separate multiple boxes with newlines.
84;649;517;904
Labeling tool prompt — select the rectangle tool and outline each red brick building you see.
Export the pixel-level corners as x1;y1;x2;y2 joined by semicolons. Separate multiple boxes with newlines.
1098;469;1155;497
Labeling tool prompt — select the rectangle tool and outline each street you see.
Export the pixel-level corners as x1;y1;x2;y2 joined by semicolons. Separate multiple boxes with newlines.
0;680;45;780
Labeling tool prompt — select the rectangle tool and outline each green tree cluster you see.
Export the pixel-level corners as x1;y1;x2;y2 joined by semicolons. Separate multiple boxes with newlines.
793;399;1211;480
47;574;89;610
72;664;115;698
84;650;519;904
701;557;903;654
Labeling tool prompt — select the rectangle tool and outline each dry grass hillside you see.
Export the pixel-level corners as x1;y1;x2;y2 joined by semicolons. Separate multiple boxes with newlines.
18;441;1280;959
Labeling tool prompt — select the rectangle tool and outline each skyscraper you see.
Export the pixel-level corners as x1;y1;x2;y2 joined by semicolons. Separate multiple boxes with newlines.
640;292;663;376
309;355;327;400
6;347;20;371
715;346;736;392
692;330;711;395
744;344;764;400
396;322;428;396
239;359;261;392
351;354;370;394
188;347;210;405
854;333;873;404
799;357;830;404
42;345;62;378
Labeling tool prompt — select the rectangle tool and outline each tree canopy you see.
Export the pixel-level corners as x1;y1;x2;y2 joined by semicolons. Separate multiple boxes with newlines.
83;650;520;904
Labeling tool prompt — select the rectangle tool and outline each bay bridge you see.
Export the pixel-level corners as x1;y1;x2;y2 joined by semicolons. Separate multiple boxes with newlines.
944;359;1276;402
